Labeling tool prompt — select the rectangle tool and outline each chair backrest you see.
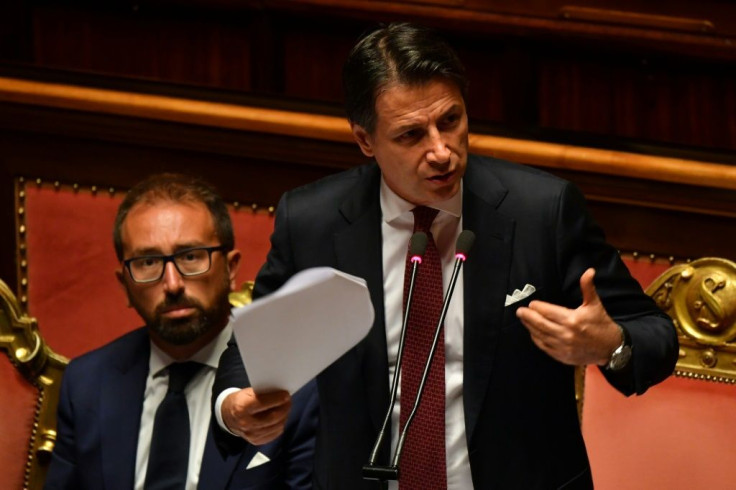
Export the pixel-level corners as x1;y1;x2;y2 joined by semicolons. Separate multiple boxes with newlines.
1;177;274;489
19;178;274;359
582;257;736;489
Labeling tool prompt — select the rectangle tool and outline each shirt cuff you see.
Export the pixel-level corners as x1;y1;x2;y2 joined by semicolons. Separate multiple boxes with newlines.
214;387;242;437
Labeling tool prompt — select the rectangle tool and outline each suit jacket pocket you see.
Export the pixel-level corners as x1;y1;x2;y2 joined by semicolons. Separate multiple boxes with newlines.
227;459;278;489
502;287;542;327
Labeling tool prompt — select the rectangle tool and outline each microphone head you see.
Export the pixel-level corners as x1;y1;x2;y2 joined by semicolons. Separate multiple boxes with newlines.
455;230;475;261
409;232;428;259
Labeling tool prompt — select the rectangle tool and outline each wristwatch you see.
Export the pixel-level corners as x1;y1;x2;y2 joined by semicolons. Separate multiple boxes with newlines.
606;324;632;371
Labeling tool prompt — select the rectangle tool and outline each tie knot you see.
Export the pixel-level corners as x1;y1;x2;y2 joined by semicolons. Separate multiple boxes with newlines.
167;362;203;394
412;206;439;233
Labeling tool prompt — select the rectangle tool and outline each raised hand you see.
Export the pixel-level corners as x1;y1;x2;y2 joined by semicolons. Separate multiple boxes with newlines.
516;268;622;366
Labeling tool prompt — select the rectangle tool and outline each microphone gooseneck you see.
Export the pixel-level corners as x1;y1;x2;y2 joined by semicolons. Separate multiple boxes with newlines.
363;229;475;483
363;232;427;480
391;230;475;470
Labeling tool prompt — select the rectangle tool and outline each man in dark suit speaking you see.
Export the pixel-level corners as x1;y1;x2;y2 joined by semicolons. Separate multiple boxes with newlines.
45;173;317;490
213;23;678;489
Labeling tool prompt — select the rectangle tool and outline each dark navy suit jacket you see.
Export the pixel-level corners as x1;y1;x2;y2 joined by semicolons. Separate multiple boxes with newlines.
45;327;318;490
215;156;678;489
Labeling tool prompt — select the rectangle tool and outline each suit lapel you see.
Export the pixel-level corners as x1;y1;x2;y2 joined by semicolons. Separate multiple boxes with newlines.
333;164;390;433
100;329;149;490
461;157;515;444
198;420;249;489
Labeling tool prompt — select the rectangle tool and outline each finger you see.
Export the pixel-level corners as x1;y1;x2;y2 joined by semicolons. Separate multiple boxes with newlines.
524;300;574;324
579;268;599;306
242;424;287;446
516;306;565;341
238;408;289;434
247;390;292;414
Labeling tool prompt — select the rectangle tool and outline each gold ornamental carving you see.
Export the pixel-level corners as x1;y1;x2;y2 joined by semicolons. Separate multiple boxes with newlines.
646;257;736;384
0;278;68;489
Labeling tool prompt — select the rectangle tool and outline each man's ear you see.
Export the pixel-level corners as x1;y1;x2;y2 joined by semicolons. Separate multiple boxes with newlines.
115;268;132;307
115;268;125;287
350;122;375;158
226;249;242;291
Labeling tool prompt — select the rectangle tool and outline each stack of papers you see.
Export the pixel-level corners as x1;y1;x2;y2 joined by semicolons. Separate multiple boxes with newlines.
232;267;374;394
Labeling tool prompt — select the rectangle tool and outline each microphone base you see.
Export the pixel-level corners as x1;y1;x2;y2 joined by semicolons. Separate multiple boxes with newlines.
362;464;399;481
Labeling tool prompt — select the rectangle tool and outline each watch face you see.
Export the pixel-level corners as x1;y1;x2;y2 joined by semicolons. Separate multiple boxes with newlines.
609;345;632;371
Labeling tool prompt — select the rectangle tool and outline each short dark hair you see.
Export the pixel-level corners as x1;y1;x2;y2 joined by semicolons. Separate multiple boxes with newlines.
343;22;468;134
113;173;234;261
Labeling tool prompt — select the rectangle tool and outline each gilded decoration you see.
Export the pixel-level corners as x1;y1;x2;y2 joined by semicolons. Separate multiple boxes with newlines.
646;257;736;383
229;281;255;308
0;279;68;489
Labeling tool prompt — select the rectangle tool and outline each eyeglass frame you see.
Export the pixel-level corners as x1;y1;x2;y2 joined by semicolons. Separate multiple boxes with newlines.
122;245;230;284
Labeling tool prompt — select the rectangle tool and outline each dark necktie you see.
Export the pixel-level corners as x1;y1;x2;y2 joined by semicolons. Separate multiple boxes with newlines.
400;206;447;490
144;361;203;490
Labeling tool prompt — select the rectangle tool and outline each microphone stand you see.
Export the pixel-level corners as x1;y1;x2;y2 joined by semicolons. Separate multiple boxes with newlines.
363;232;427;485
363;230;475;485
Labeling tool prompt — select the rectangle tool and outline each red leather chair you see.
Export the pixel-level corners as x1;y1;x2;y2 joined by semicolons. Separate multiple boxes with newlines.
582;257;736;489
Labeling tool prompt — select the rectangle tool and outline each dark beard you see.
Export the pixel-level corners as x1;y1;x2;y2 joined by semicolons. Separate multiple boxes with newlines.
146;292;231;345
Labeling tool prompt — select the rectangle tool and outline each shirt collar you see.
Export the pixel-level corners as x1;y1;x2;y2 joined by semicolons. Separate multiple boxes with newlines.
380;176;463;224
149;322;233;377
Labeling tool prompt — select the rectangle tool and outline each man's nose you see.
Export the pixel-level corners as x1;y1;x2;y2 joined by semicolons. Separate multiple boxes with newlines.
427;129;451;166
161;261;185;294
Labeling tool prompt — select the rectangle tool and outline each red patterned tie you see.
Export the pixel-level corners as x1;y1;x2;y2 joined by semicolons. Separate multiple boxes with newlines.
399;206;446;490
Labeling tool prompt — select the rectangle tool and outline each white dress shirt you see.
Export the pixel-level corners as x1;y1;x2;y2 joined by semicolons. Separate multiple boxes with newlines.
380;178;474;490
135;323;233;490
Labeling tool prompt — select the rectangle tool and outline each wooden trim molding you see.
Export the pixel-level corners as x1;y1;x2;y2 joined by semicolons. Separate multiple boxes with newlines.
1;76;735;191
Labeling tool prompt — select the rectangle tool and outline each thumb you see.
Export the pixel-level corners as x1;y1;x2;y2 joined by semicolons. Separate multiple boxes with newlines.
579;268;599;306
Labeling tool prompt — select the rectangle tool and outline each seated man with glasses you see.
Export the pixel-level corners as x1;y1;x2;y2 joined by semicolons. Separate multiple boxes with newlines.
45;173;318;490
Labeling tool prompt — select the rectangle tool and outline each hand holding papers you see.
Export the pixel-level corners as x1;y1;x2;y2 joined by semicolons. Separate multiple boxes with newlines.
232;267;374;394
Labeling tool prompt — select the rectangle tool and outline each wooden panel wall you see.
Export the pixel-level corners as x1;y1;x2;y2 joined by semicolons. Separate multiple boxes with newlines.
1;0;735;292
2;0;733;154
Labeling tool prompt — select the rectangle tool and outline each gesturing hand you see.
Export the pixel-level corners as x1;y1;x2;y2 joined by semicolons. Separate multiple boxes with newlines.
516;268;622;366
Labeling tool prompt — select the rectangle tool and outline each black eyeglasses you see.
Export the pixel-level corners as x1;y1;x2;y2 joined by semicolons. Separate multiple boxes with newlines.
123;245;229;284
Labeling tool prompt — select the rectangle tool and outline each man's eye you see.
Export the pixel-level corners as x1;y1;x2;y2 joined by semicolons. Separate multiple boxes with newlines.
182;252;198;262
397;129;420;142
441;114;459;127
136;258;159;269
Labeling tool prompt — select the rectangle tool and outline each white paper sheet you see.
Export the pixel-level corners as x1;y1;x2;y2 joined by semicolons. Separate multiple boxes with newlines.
231;267;374;394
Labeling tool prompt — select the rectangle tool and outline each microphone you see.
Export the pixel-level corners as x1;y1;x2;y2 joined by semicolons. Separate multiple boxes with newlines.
363;230;475;483
363;232;428;483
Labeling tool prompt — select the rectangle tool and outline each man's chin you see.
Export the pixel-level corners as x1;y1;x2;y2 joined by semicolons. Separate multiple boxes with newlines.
151;316;210;345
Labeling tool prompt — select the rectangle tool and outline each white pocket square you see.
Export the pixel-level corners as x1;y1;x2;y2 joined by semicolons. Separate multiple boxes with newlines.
246;451;271;470
504;284;536;307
